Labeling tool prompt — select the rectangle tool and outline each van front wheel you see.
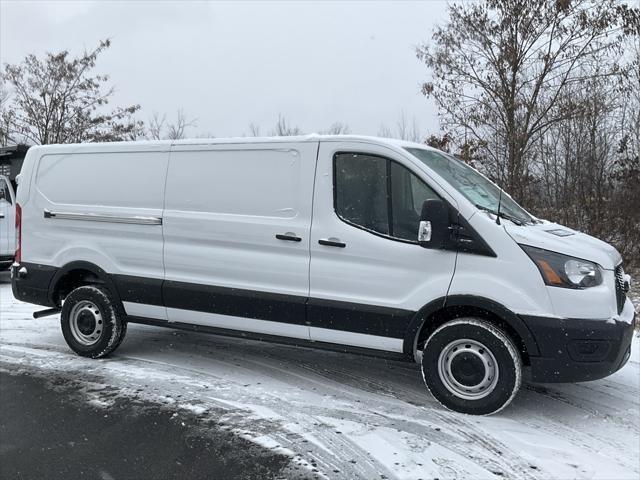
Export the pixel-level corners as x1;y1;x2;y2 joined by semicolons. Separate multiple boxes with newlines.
61;286;127;358
422;318;521;415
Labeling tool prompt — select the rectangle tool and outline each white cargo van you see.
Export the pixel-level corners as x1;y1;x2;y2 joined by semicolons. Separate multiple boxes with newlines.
0;174;16;268
11;136;635;414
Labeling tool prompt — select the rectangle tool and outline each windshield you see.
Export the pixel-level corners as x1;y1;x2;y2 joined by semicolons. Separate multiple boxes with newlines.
405;147;535;225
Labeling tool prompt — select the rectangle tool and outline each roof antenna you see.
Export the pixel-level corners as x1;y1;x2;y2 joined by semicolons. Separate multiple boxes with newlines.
495;186;502;225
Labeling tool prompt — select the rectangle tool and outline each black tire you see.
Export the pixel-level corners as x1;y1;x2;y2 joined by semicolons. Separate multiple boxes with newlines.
60;285;127;358
422;318;521;415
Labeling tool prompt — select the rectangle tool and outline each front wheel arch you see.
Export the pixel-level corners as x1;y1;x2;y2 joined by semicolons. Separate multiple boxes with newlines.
404;295;540;364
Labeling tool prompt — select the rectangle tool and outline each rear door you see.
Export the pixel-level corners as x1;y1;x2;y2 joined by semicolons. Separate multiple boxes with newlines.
162;141;318;339
308;141;458;352
0;176;16;258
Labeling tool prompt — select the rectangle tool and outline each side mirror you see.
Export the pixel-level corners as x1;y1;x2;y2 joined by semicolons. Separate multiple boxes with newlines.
418;199;450;248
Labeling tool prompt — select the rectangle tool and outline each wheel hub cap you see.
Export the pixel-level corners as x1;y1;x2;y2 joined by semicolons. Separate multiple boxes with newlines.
450;352;486;386
438;339;499;400
69;301;103;346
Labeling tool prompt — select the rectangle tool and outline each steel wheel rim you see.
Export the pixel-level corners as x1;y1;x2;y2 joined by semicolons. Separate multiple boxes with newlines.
69;300;103;346
437;338;499;400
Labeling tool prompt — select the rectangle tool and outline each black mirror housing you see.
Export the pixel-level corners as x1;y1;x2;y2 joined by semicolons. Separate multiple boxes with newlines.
419;199;450;248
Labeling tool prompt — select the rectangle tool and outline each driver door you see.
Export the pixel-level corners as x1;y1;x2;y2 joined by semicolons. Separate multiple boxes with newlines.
307;142;458;352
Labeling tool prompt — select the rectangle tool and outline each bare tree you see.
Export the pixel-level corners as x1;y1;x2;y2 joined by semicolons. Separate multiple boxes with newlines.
377;124;393;138
147;112;166;141
378;111;423;141
614;40;640;262
0;79;10;146
270;114;303;136
146;109;197;140
250;119;347;137
193;131;216;139
0;39;142;145
322;122;351;135
417;0;639;200
396;110;423;142
166;109;197;140
247;122;261;137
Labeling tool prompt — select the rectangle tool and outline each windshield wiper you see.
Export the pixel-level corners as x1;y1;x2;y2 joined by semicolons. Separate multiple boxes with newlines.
475;204;525;226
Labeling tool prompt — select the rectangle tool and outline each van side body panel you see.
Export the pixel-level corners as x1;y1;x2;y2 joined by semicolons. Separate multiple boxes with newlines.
19;144;169;317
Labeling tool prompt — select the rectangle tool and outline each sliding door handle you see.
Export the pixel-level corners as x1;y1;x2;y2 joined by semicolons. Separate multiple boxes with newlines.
0;213;4;219
318;238;346;248
276;233;302;242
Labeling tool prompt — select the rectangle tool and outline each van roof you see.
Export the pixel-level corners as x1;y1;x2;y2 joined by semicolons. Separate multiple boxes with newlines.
27;135;437;152
171;134;431;149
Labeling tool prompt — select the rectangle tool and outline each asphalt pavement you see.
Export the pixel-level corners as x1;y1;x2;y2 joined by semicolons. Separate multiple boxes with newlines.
0;370;296;480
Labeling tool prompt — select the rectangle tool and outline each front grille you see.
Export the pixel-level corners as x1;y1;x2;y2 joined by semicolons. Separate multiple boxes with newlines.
614;264;626;314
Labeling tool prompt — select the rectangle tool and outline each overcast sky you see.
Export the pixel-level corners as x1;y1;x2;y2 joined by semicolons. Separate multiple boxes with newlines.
1;0;450;138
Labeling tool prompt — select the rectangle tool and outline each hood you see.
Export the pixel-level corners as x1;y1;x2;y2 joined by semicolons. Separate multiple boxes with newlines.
503;221;622;270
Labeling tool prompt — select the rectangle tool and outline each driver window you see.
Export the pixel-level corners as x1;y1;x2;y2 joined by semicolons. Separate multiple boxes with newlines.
334;153;440;242
391;162;439;241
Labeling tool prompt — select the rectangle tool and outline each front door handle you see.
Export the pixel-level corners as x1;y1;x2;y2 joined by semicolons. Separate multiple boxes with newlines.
318;238;346;248
276;233;302;242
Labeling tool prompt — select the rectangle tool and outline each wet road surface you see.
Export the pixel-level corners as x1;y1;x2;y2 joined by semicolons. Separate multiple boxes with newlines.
0;371;298;480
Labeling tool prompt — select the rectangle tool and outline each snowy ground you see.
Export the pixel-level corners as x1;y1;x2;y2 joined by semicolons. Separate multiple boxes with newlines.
1;275;638;480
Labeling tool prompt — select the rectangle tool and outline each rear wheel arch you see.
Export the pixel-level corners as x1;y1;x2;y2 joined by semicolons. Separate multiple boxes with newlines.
404;295;540;364
49;261;121;307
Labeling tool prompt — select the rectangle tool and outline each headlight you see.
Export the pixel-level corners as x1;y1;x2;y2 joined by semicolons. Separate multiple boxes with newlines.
520;245;603;289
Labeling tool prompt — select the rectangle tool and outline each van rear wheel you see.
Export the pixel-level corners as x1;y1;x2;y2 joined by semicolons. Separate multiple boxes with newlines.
61;286;126;358
422;318;521;415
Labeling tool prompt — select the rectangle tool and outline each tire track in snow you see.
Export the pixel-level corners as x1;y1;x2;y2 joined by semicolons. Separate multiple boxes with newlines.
513;386;639;474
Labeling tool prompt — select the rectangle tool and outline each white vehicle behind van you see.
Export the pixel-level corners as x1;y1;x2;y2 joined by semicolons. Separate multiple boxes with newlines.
0;175;16;268
11;136;635;414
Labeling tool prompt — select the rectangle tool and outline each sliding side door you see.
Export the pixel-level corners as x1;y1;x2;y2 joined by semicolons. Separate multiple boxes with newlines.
162;141;318;340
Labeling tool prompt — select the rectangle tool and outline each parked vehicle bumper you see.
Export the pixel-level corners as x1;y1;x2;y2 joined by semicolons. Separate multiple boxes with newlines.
521;298;636;383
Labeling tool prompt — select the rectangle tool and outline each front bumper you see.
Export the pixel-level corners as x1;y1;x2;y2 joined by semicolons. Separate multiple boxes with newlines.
522;299;636;383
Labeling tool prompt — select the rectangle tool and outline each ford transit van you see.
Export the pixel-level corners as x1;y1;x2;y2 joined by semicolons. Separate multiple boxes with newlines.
11;136;635;414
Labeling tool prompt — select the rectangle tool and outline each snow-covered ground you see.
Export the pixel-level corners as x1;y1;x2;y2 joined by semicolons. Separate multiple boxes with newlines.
1;277;638;480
